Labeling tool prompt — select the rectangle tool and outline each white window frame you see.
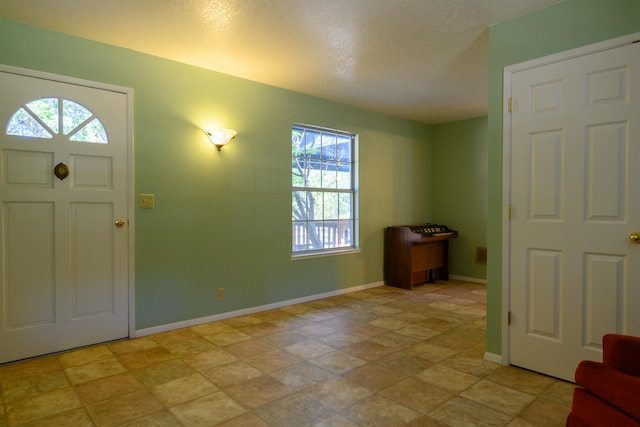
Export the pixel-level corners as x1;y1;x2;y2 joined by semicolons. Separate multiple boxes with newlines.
291;123;359;258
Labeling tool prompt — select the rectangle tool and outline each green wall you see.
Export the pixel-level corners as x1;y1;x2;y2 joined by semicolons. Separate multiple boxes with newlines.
0;18;432;330
487;0;640;354
432;117;487;281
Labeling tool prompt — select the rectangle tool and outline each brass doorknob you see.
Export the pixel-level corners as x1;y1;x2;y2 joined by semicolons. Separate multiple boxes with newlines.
629;232;640;244
115;219;126;228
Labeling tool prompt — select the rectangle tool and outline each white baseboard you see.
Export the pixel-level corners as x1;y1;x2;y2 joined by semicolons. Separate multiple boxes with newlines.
449;274;487;284
135;281;385;337
484;352;503;364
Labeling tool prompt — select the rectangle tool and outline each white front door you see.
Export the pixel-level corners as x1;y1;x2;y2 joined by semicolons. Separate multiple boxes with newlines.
0;68;131;363
508;40;640;381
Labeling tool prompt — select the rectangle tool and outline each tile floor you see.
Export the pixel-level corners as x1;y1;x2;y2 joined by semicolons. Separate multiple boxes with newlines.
0;281;575;426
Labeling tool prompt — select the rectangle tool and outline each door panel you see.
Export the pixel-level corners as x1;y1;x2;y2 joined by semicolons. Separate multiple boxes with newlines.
0;69;130;363
509;42;640;381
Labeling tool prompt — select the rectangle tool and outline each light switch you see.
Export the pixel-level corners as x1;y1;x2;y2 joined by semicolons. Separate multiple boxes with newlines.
139;194;155;208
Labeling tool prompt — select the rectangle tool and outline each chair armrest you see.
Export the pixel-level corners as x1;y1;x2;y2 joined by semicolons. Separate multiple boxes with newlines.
575;360;640;422
604;334;640;377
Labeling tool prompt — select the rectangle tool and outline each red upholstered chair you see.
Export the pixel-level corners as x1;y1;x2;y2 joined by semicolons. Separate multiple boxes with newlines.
567;334;640;426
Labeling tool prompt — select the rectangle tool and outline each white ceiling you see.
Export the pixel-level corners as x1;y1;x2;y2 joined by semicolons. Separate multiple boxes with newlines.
0;0;564;124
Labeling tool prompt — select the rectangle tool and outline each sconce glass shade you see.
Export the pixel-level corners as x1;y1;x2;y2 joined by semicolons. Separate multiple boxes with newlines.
204;128;237;151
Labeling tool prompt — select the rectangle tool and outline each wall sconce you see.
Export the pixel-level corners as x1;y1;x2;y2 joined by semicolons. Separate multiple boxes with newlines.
203;128;237;151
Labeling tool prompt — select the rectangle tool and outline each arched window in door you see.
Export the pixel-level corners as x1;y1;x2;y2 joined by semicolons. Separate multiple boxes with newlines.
6;98;108;143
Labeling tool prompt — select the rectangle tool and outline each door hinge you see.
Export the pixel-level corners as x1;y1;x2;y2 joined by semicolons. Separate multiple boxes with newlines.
508;204;512;220
507;97;512;113
507;311;511;325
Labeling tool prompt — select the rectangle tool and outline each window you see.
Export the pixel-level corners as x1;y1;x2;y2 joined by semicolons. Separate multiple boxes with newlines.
292;124;357;255
6;97;108;143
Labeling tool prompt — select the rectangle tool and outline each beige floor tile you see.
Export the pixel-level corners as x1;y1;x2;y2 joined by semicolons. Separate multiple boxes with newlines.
118;410;180;427
74;372;143;405
395;324;442;340
344;363;405;391
375;351;433;376
17;407;94;427
342;394;420;426
162;337;215;357
271;361;335;390
518;396;573;426
225;375;293;409
86;389;163;427
57;346;114;369
245;349;301;373
239;322;284;337
64;358;127;385
225;339;276;359
285;340;335;359
369;331;420;350
107;337;158;355
218;412;270;427
309;350;367;375
169;391;246;426
381;377;453;413
203;360;264;388
116;346;175;370
151;327;200;346
182;348;238;372
311;414;360;427
417;364;479;393
255;393;334;426
151;373;218;407
303;377;372;410
189;321;232;336
0;356;61;382
429;396;513;426
223;315;264;328
461;379;536;416
5;388;81;425
204;329;253;347
1;370;70;403
132;359;195;388
342;340;396;361
406;341;458;362
487;366;556;395
440;354;500;377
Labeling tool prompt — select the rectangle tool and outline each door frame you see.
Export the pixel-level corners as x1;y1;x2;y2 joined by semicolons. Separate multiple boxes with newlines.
500;32;640;365
0;64;136;338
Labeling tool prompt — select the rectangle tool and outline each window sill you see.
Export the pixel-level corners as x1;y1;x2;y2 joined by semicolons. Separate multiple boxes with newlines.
291;248;360;261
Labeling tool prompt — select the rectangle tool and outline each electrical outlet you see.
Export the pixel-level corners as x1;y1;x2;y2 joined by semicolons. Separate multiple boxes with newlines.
217;288;224;301
362;265;368;275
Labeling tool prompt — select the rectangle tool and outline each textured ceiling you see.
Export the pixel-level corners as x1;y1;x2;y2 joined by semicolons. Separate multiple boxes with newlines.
0;0;564;124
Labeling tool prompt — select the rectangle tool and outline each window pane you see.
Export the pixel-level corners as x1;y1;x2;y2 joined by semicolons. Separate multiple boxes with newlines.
309;221;324;249
324;193;338;220
338;193;352;219
69;118;108;143
336;164;351;189
292;191;308;220
292;158;306;187
63;100;92;135
321;164;337;189
337;135;351;162
292;221;308;251
309;191;323;220
25;98;59;134
337;220;352;247
7;108;53;138
321;133;337;161
322;220;338;248
305;130;321;157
